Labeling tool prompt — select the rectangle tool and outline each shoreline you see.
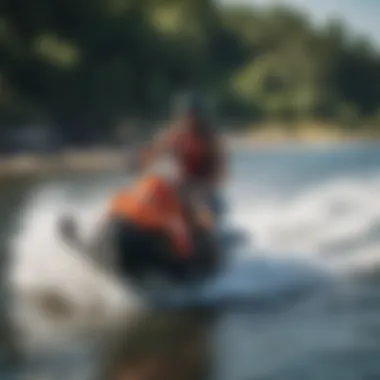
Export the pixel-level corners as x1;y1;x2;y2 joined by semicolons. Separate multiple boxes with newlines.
0;133;378;180
0;149;126;180
227;123;380;147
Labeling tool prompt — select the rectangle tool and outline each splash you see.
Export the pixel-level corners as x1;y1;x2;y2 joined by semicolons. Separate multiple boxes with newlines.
9;183;144;348
227;174;380;273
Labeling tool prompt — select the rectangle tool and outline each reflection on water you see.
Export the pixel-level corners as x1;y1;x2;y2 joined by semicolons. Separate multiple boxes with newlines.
103;309;216;380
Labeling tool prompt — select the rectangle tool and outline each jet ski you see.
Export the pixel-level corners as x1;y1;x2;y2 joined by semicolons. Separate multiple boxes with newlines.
56;193;245;284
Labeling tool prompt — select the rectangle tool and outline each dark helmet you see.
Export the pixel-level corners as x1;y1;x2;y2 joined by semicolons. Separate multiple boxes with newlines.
172;92;208;119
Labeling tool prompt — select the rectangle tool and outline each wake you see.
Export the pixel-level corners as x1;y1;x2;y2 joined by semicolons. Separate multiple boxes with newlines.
12;171;380;345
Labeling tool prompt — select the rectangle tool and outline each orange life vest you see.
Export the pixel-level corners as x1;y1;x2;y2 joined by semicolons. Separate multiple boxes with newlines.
108;175;192;258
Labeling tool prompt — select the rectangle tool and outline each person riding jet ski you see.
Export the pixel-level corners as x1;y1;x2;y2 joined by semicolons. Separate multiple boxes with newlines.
59;154;220;286
137;92;226;219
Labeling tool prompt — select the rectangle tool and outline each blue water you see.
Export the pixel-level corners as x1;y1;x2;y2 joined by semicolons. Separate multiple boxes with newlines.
4;142;380;379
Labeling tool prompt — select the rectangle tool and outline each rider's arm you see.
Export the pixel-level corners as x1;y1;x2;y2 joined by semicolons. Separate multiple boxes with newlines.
207;135;226;187
137;128;174;170
195;199;214;231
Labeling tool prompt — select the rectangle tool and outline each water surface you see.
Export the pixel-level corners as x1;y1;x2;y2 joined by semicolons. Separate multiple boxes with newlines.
2;142;380;380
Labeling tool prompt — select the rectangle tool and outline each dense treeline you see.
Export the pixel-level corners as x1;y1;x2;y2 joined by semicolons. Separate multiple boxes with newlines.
1;0;380;144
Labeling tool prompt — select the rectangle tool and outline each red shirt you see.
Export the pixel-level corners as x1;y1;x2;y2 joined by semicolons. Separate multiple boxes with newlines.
168;128;220;182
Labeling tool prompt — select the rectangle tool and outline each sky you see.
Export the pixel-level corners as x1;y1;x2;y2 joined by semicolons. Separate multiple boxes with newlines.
219;0;380;45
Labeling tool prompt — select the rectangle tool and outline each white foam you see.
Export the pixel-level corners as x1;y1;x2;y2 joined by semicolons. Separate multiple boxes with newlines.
9;185;144;347
227;174;380;272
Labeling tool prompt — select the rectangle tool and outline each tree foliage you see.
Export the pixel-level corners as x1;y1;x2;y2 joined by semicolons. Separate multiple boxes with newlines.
1;0;380;143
